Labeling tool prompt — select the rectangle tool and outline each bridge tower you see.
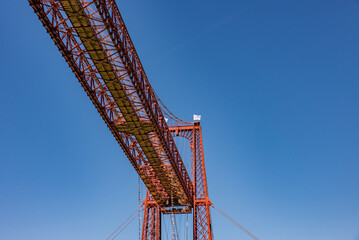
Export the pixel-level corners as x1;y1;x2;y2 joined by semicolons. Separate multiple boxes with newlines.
142;122;213;240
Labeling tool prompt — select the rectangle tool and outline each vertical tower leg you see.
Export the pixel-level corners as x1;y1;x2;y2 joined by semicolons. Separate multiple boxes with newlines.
193;201;212;240
193;123;213;240
142;190;161;240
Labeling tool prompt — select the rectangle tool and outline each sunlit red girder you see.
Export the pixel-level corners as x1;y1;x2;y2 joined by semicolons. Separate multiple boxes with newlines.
28;0;193;206
170;122;213;240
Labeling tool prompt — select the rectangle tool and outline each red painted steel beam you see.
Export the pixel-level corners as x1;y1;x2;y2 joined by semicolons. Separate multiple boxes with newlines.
29;0;193;206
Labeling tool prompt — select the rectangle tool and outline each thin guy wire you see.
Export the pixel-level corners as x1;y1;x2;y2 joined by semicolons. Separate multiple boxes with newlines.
111;212;140;240
105;204;143;240
212;204;259;240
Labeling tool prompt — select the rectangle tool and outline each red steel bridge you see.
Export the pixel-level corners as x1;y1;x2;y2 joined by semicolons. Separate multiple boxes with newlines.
28;1;259;240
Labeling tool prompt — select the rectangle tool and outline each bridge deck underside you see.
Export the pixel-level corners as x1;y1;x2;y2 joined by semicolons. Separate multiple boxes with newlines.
33;0;192;206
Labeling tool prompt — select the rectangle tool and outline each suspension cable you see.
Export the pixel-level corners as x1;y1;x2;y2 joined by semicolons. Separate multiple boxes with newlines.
163;214;169;240
170;175;176;240
186;213;189;240
106;204;144;240
212;204;260;240
173;213;180;240
138;176;142;240
110;212;139;240
153;91;191;124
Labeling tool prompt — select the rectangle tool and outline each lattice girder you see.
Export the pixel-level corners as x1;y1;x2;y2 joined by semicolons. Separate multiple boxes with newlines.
29;0;193;206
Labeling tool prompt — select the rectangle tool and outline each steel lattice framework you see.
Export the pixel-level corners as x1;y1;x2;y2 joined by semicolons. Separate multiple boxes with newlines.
29;1;212;239
170;123;213;240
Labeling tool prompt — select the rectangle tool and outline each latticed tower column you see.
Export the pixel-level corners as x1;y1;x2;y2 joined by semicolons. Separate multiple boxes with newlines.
141;122;212;240
142;191;161;240
167;122;213;240
192;122;213;240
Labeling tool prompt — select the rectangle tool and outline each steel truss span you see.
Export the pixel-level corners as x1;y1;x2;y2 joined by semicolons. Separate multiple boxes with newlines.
29;1;212;239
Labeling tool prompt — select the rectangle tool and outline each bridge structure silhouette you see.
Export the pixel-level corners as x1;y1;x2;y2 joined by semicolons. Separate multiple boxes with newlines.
29;1;259;240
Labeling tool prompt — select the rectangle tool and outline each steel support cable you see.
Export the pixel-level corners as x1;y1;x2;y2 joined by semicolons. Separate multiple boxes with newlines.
170;176;176;240
163;214;169;240
188;138;192;179
152;91;190;124
138;176;141;240
106;204;144;240
110;212;139;240
212;204;259;240
173;213;180;240
186;213;189;240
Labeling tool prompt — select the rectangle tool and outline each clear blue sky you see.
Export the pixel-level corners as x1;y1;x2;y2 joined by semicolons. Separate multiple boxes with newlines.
0;0;358;239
